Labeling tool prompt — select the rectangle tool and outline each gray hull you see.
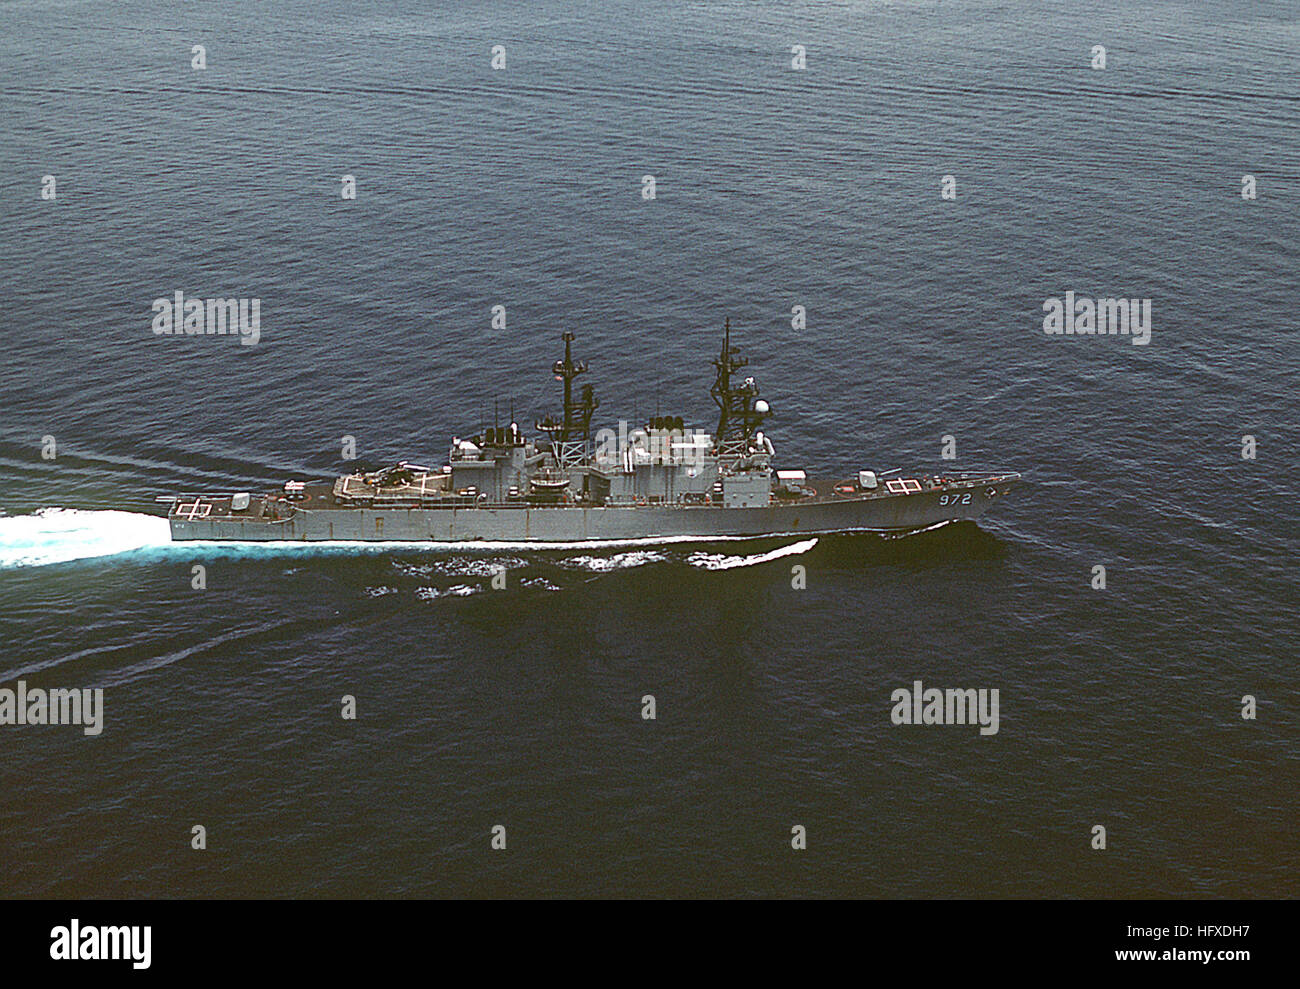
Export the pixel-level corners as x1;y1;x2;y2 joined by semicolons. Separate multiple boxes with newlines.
169;477;1018;544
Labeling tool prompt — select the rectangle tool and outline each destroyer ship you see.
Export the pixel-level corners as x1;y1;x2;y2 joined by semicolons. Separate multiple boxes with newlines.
163;324;1020;543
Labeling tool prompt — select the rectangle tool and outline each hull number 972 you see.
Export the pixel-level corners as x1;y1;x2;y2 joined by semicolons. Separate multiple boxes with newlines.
939;493;972;506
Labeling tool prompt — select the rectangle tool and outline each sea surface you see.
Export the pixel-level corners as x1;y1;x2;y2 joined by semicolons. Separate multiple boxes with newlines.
0;0;1296;897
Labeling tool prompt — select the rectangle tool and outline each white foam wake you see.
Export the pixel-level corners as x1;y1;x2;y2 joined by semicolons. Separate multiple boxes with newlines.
560;549;667;573
0;509;173;569
687;537;819;570
880;518;955;540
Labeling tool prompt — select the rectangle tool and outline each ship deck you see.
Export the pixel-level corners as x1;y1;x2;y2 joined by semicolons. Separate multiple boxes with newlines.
166;471;1021;522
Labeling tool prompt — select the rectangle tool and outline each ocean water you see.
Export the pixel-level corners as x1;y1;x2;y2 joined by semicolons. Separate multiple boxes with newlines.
0;0;1296;897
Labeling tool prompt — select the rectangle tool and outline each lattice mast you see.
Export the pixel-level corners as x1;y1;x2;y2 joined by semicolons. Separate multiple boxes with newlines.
710;318;770;446
536;331;598;441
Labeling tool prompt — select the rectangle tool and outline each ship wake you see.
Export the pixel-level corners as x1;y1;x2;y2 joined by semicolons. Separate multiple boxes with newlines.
687;537;819;570
0;509;172;569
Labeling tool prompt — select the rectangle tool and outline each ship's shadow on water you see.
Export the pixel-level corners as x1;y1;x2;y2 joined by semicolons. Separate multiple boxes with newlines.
361;521;1011;609
811;521;1009;570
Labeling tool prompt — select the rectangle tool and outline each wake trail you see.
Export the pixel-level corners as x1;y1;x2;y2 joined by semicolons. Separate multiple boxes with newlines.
0;509;171;568
688;537;819;570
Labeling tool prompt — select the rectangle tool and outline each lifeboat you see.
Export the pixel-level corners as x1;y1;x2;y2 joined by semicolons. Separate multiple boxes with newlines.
529;473;570;502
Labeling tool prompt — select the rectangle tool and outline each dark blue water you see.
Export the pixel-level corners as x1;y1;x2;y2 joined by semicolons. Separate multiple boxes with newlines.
1;0;1296;897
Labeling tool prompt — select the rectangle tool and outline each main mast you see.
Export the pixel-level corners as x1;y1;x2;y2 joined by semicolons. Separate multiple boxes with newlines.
710;318;771;449
536;331;598;442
